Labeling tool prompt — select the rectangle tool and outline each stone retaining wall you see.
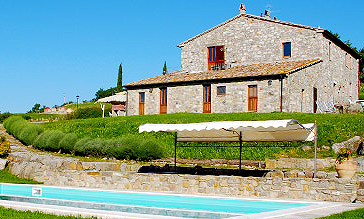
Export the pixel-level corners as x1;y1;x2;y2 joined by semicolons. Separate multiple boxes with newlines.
7;151;364;203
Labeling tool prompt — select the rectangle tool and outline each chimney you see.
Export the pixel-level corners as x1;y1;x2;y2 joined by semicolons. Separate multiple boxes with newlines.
239;3;246;14
264;10;270;19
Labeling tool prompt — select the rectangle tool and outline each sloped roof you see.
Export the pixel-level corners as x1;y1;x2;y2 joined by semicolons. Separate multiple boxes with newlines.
95;91;126;103
124;59;321;88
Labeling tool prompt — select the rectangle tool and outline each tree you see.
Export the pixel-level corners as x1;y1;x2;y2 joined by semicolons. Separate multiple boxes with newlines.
163;61;167;75
28;103;43;113
94;87;118;101
117;63;123;92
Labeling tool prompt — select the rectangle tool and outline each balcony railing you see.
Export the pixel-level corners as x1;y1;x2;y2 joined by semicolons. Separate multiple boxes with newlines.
209;63;231;71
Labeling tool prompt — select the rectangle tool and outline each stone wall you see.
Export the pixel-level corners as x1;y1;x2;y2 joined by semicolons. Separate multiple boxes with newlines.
7;151;364;203
179;14;322;73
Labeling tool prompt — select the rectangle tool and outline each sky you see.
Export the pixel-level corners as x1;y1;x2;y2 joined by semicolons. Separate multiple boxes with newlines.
0;0;363;113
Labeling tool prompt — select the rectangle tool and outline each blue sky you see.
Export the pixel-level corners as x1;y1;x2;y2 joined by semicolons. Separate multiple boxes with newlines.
0;0;363;113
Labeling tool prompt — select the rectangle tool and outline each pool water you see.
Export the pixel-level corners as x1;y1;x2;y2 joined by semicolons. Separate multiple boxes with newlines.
0;183;310;219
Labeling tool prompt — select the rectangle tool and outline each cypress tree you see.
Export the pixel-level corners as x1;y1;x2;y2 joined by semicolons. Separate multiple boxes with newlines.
117;63;123;92
163;61;167;75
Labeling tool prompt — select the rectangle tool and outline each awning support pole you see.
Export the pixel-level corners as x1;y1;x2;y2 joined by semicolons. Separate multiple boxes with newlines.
174;132;177;170
314;120;317;178
239;131;242;172
100;103;105;118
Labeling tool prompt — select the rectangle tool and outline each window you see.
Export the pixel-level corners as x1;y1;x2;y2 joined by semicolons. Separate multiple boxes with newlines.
139;92;145;115
208;46;225;70
139;92;145;103
217;86;226;95
282;42;291;58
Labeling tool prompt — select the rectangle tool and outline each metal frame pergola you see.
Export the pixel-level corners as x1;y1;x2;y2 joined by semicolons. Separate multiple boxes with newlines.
171;121;318;177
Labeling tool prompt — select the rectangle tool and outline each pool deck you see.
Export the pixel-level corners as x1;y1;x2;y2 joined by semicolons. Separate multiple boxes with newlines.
1;198;363;219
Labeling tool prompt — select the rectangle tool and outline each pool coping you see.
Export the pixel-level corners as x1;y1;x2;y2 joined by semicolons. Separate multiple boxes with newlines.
1;183;364;219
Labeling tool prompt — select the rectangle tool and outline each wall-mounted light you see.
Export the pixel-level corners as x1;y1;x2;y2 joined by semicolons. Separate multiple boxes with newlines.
268;80;272;86
149;88;153;93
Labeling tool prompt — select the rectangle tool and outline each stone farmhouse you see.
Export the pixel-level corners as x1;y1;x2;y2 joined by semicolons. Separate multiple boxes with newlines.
124;4;360;115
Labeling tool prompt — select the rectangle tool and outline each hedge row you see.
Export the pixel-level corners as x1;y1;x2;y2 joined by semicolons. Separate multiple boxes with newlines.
4;116;43;146
3;116;164;161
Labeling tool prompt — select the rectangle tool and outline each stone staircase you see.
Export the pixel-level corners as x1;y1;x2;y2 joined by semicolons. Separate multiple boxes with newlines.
358;180;364;202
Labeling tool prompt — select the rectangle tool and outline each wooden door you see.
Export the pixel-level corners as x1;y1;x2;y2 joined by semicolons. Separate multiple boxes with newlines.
248;85;257;112
139;92;145;115
313;87;317;113
203;85;211;113
160;88;167;114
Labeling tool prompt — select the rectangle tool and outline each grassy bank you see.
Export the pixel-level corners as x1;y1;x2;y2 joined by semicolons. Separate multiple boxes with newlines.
0;207;97;219
0;168;41;184
40;112;364;160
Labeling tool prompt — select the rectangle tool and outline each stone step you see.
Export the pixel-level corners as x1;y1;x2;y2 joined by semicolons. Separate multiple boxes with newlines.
357;189;364;202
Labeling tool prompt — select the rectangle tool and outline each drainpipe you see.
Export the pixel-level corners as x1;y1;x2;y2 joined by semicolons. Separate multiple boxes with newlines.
125;90;128;116
280;76;283;112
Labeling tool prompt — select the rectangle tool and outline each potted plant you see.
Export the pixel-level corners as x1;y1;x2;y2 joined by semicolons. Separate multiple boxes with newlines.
335;148;357;179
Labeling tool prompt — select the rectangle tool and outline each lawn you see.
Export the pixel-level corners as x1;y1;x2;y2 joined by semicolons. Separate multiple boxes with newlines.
319;207;364;219
0;168;41;184
0;206;97;219
40;112;364;160
360;82;364;100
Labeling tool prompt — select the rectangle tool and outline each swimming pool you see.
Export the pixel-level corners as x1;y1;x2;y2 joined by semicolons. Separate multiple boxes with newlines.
0;183;316;219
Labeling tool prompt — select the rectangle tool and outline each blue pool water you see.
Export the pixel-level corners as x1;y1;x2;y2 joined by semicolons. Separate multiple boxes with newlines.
0;183;310;218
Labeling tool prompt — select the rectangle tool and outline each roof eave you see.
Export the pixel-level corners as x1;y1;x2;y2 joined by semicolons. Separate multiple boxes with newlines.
124;74;286;90
322;30;361;59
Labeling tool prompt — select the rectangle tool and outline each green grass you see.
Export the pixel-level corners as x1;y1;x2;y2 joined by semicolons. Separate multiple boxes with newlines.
64;102;111;110
359;82;364;100
0;206;97;219
40;112;364;161
318;207;364;219
0;168;41;184
24;113;63;121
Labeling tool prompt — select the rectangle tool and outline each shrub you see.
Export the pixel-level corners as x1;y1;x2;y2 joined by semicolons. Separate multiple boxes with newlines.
3;116;23;131
65;107;110;120
84;138;107;157
74;137;92;156
19;125;43;146
0;112;12;124
58;133;78;154
46;131;65;152
105;138;132;160
33;131;53;151
9;119;28;139
136;139;164;160
0;141;10;158
0;136;5;143
103;136;164;161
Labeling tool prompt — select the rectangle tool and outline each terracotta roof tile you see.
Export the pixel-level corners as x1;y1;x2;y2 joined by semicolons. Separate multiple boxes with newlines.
124;59;321;87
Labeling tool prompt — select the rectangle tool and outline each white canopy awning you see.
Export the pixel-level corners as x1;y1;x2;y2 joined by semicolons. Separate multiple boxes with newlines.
139;119;315;142
95;91;126;104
